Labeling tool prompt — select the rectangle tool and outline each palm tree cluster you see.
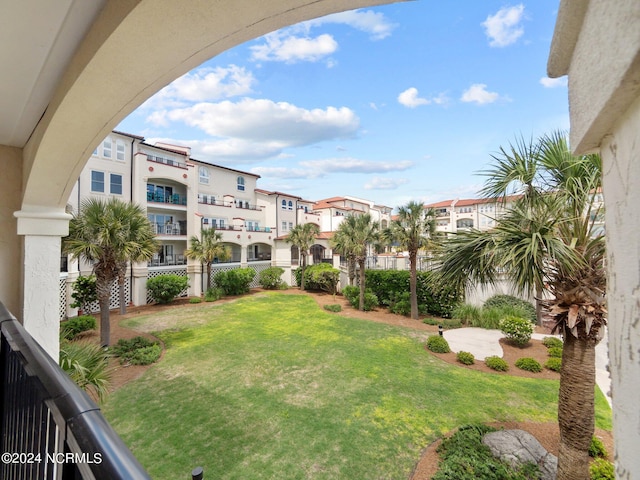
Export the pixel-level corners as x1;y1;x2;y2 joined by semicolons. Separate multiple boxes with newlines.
64;198;158;346
185;227;230;291
437;131;606;479
286;223;320;291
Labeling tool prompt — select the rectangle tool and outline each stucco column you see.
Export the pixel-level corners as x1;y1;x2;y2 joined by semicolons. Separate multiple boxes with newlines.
14;207;71;361
600;96;640;477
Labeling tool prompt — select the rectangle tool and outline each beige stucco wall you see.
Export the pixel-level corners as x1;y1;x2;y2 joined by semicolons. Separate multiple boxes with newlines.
0;146;23;316
600;94;640;478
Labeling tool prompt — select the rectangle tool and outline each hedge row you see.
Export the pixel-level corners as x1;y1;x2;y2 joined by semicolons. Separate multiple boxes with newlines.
364;270;463;318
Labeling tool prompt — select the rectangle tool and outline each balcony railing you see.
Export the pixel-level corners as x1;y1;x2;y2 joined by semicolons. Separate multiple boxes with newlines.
146;154;187;169
153;223;185;235
246;226;272;233
199;197;233;207
147;191;187;206
0;302;151;480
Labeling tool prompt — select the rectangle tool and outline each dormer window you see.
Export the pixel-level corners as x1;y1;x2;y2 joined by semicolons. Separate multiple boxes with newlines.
237;176;245;191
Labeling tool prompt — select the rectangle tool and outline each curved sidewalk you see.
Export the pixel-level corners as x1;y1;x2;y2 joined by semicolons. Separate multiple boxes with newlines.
443;327;611;406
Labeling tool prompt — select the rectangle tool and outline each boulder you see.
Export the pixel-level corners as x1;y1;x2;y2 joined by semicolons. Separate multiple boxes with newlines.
482;429;557;480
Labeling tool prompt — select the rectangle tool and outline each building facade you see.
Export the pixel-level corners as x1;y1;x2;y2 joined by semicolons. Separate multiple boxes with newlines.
63;131;392;316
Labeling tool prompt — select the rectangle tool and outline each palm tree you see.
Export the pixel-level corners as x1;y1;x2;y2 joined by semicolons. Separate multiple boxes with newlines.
64;198;158;346
335;214;379;310
184;227;230;291
286;223;320;290
331;223;357;286
384;201;437;319
437;131;606;480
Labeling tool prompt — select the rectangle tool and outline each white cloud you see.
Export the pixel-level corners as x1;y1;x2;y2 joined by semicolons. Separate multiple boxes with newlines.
250;32;338;63
309;9;397;40
398;88;429;108
298;158;413;175
482;4;525;47
166;98;359;145
364;177;409;190
460;84;500;105
146;99;360;163
540;76;568;88
250;166;316;179
142;65;254;109
398;88;448;108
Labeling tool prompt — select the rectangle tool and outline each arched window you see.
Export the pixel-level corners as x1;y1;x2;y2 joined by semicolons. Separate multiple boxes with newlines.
288;200;293;210
199;166;209;184
281;199;287;209
237;176;245;191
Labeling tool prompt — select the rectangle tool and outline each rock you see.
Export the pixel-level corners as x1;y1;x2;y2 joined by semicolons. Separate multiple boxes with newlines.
482;429;558;480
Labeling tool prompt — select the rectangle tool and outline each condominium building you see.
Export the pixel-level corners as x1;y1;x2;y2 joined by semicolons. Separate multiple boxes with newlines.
63;131;391;316
425;196;520;233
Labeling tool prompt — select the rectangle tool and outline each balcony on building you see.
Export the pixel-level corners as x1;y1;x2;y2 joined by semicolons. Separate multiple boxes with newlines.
146;181;187;207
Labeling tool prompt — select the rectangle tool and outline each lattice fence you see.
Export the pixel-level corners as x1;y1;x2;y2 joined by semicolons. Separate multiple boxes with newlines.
60;275;131;318
207;262;273;289
147;267;188;304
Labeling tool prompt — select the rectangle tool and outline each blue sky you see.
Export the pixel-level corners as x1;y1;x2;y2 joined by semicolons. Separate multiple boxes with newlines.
116;1;566;209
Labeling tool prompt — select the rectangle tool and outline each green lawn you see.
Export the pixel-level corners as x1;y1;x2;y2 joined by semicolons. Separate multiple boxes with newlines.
103;293;611;479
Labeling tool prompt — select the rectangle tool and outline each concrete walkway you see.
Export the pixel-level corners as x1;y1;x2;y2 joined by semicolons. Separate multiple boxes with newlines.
443;327;611;406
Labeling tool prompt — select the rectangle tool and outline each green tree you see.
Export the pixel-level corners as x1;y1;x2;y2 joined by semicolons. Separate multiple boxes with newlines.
64;198;158;346
184;227;230;291
286;223;320;290
335;214;379;310
384;201;437;319
437;131;606;480
331;222;357;286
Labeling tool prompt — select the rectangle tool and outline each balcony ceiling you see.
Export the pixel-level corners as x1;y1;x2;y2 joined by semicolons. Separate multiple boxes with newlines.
0;0;106;148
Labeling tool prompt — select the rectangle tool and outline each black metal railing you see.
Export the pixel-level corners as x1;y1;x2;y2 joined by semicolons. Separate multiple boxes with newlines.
0;303;151;480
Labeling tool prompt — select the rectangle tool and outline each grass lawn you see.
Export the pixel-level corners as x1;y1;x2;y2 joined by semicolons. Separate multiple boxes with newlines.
103;293;611;479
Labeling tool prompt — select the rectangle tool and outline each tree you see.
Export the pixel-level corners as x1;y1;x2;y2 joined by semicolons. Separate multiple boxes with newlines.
436;131;606;480
286;223;320;290
384;201;437;319
184;227;230;291
331;222;357;286
335;214;379;310
64;198;158;346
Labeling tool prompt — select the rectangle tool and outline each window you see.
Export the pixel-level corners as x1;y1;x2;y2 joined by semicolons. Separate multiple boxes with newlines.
281;199;287;210
289;222;293;230
199;166;209;184
110;174;122;195
288;200;293;210
91;171;105;192
237;176;245;191
102;139;112;158
116;141;125;161
282;221;287;232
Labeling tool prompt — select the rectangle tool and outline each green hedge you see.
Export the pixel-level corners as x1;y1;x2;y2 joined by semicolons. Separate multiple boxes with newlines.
365;270;463;318
214;268;255;295
294;264;340;293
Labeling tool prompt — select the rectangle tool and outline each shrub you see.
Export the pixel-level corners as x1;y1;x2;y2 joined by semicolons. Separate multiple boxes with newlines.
341;285;378;311
388;291;411;316
542;336;563;349
295;264;340;293
70;275;97;313
456;351;475;365
515;357;542;373
60;340;111;402
323;304;342;313
426;335;450;353
548;346;563;358
341;285;359;306
452;303;482;326
544;357;562;372
589;458;614;480
589;436;608;459
362;292;379;311
146;274;189;304
500;316;534;347
214;268;255;295
60;315;97;340
204;287;224;302
483;294;536;322
423;317;463;328
111;336;161;366
476;307;506;330
432;424;539;480
189;297;202;304
485;356;509;371
258;266;285;290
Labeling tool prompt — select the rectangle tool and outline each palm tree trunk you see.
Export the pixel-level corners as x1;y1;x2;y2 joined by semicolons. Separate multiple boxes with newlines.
556;333;596;480
300;253;306;290
348;255;356;286
409;250;418;320
96;278;112;347
358;257;366;311
206;262;212;291
118;262;127;315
